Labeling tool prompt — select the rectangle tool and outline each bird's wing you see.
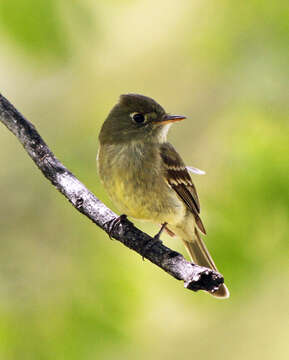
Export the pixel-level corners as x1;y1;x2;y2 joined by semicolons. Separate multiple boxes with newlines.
186;166;206;175
160;142;206;234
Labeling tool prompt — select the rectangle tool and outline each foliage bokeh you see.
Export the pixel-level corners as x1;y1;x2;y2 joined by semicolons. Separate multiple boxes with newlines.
0;1;288;359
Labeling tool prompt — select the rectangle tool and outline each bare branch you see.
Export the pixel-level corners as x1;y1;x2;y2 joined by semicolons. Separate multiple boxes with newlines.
0;92;224;293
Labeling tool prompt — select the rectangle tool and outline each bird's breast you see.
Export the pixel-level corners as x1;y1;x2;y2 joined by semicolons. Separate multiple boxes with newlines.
97;141;185;223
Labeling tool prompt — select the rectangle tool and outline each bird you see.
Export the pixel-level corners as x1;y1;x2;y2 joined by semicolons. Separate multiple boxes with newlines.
97;94;229;298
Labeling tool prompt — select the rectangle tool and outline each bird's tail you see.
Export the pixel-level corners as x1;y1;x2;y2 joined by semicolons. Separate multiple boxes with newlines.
182;227;230;299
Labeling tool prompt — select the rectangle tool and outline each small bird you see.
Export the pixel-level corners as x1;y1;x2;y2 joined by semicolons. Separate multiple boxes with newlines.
97;94;229;298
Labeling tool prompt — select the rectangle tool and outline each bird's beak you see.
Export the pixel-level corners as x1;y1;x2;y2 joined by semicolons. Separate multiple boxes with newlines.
154;114;186;125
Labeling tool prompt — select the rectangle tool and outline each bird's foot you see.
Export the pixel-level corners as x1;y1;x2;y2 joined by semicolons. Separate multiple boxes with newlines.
154;222;167;240
105;214;128;239
164;226;175;237
142;222;167;260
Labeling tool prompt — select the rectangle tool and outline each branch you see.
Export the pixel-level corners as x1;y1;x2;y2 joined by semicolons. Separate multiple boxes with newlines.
0;92;224;293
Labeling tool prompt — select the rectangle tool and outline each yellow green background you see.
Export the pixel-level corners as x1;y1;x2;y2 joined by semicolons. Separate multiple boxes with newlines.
0;1;288;359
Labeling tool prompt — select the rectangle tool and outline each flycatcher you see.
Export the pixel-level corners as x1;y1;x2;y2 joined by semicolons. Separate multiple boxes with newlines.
97;94;229;298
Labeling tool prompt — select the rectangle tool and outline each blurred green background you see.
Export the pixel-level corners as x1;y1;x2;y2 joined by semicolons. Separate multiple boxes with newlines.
0;1;288;359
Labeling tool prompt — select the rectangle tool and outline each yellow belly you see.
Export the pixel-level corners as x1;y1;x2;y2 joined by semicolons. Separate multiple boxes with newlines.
97;143;185;225
106;169;183;223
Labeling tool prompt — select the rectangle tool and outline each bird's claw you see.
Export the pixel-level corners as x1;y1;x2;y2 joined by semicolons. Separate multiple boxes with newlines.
141;222;167;260
142;236;162;261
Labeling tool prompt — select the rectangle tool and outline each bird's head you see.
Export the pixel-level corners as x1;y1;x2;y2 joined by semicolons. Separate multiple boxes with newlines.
99;94;186;144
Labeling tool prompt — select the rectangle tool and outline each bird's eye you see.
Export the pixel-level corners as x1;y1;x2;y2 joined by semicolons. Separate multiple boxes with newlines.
131;113;145;123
